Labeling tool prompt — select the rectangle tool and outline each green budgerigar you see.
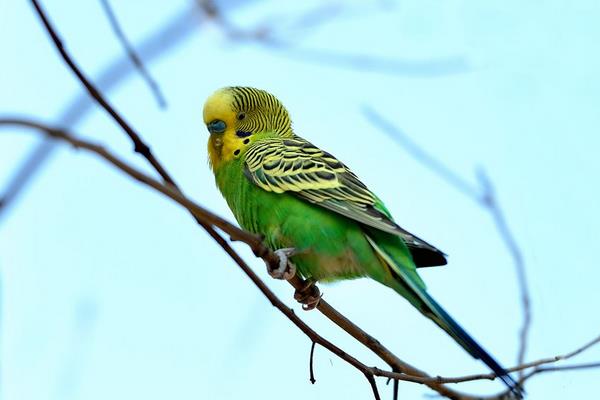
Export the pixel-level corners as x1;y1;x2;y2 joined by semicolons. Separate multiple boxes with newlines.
203;86;519;394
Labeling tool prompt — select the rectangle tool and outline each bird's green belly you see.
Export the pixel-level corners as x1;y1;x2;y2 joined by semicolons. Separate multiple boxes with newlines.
215;162;383;281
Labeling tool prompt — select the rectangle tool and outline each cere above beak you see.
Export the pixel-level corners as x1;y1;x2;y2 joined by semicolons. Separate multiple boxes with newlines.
207;119;226;134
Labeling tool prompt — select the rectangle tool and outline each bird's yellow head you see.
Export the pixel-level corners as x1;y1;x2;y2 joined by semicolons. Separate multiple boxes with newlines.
203;87;293;170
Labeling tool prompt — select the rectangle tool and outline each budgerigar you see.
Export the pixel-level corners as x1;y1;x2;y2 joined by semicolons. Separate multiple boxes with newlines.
203;86;519;394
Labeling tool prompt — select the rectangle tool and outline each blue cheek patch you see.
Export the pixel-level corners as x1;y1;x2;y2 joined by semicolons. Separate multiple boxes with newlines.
208;120;226;133
236;130;252;138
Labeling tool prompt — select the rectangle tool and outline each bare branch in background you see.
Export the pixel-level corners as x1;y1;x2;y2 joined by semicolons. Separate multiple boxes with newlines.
30;0;173;184
264;46;470;78
98;0;167;108
276;3;343;34
364;106;532;374
0;140;54;215
476;169;531;373
0;5;200;221
197;1;471;77
373;333;600;385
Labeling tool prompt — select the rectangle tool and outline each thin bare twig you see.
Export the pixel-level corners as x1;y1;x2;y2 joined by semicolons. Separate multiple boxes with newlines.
30;0;173;185
364;106;532;374
198;1;470;78
264;45;470;78
0;6;199;220
481;361;600;400
372;333;600;385
309;341;317;384
531;362;600;373
363;107;480;198
98;0;167;108
476;169;530;373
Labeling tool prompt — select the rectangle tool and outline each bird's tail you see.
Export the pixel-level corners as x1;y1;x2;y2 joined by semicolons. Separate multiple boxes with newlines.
417;290;522;396
365;235;523;398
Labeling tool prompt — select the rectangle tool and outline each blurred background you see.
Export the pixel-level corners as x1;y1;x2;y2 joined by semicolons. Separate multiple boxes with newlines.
1;1;599;399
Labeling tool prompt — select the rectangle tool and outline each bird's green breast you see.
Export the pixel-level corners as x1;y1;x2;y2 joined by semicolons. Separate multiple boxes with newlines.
213;157;392;282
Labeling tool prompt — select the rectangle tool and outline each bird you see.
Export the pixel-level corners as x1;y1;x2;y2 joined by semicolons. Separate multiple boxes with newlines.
203;86;521;396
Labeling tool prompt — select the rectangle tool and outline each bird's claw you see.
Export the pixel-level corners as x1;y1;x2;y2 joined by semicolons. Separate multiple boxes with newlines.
269;247;297;280
294;279;321;311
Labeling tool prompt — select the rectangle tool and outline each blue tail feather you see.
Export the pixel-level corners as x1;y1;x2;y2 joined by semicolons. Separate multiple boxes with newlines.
364;234;523;397
422;291;523;398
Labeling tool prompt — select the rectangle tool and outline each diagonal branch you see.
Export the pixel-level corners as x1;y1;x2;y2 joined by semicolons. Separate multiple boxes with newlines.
197;1;470;78
30;0;172;185
0;5;199;221
98;0;167;108
373;333;600;385
476;169;530;372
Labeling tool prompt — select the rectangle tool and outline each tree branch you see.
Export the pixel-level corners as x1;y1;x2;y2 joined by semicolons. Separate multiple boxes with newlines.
0;5;199;220
98;0;167;108
309;341;317;384
0;6;201;222
197;1;470;78
30;0;172;185
372;333;600;385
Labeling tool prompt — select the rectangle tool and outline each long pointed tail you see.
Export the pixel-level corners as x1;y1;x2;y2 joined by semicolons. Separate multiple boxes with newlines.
366;235;523;397
419;290;521;396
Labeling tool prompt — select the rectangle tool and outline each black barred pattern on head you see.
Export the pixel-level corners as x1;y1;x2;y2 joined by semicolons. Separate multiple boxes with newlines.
228;87;293;137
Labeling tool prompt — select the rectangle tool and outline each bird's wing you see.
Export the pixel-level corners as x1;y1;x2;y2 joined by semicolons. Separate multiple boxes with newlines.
244;136;446;266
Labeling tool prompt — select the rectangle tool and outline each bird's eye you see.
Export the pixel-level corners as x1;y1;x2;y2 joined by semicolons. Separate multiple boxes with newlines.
237;112;246;121
207;119;226;134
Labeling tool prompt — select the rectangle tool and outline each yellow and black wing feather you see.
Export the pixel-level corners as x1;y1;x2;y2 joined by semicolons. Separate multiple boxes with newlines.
244;136;446;267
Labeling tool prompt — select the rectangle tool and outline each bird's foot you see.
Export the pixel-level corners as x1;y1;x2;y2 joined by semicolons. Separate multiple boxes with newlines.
294;278;321;311
269;247;297;280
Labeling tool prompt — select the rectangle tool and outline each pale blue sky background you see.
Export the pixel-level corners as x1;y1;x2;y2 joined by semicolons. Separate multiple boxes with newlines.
1;1;599;399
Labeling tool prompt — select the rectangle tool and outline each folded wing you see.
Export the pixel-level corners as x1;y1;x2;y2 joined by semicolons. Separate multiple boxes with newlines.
243;136;447;267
